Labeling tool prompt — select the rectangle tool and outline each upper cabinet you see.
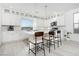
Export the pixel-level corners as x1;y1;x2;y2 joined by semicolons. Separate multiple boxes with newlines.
2;13;20;25
57;15;64;26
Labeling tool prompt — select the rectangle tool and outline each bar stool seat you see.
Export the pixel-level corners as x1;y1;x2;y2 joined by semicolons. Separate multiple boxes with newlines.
55;30;62;46
29;37;43;44
44;36;53;40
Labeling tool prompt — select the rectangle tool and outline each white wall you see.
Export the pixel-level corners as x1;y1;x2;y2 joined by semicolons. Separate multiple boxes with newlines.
2;13;20;25
1;8;22;43
0;7;2;45
3;5;79;43
64;8;79;41
47;15;65;40
56;15;65;40
1;7;47;43
57;15;64;26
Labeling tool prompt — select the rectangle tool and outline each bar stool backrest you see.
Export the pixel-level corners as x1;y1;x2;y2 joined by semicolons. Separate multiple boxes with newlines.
34;32;44;43
35;32;44;37
48;31;55;40
57;30;61;34
57;30;61;38
49;31;55;36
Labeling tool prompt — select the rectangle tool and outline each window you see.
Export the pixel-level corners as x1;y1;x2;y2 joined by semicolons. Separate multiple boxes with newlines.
74;13;79;33
21;18;33;31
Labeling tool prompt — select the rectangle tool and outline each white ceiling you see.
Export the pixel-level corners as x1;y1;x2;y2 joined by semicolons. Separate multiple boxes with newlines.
0;3;79;18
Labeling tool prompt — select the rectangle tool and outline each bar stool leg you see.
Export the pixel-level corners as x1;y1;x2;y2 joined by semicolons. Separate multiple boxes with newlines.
60;38;62;45
54;41;55;50
49;41;50;53
57;41;59;47
29;42;30;54
43;43;45;56
35;44;37;56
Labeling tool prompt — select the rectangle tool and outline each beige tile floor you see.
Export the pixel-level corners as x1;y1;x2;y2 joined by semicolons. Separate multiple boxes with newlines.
0;40;79;56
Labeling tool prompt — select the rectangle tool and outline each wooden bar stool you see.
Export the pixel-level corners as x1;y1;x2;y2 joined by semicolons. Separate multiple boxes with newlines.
57;30;62;46
44;31;55;53
28;32;45;56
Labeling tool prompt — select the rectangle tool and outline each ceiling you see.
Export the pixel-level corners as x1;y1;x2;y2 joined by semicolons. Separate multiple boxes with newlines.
0;3;79;19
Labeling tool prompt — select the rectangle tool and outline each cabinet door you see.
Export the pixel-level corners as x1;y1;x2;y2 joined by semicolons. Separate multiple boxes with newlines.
0;13;1;45
2;13;20;25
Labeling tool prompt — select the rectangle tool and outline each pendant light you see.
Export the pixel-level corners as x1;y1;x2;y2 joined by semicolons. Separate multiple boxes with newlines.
44;4;48;20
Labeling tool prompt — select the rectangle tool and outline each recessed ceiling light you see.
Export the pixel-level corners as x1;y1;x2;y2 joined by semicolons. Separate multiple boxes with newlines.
29;15;32;17
21;13;24;16
12;10;15;14
35;11;39;14
57;14;60;16
25;14;28;16
33;15;38;18
4;9;10;13
53;15;56;18
51;16;53;18
44;5;48;8
16;12;19;15
48;16;50;19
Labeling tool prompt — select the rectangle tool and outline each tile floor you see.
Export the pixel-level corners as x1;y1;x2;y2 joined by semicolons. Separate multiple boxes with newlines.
0;40;79;56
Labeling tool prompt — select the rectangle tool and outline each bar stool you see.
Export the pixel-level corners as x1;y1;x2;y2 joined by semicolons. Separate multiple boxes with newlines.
44;31;55;53
54;30;62;47
57;30;62;46
28;32;45;56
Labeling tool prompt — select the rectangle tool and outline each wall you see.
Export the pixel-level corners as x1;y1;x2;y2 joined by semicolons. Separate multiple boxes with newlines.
3;6;78;43
47;15;65;40
56;15;65;40
57;15;64;26
1;7;46;43
0;7;2;45
64;8;79;41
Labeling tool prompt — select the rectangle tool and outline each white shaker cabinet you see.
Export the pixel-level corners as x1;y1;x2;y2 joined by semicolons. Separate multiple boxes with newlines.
2;13;20;25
